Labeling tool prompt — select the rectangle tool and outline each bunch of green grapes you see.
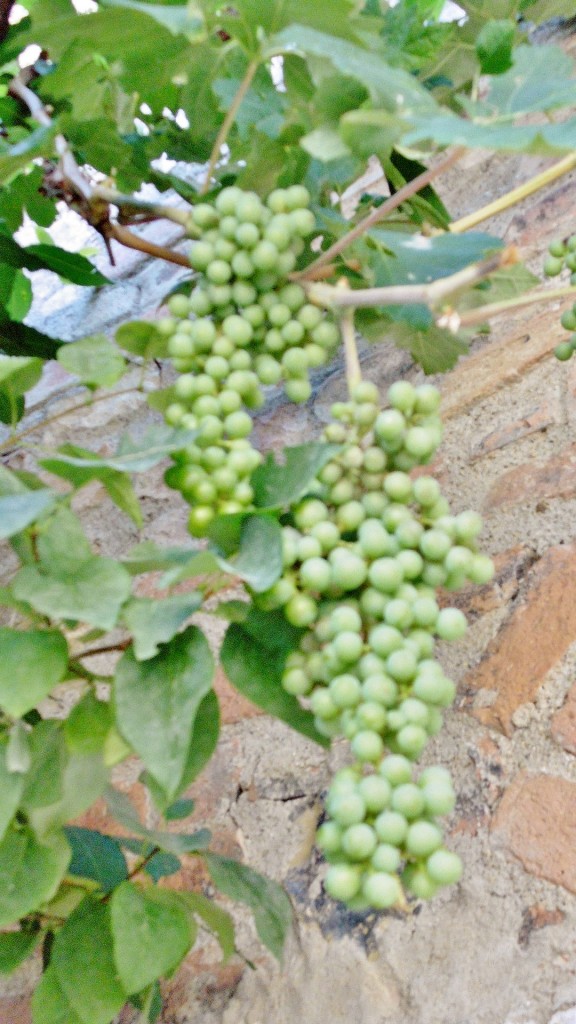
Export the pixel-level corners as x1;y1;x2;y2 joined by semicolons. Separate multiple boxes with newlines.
255;380;493;909
158;185;340;536
553;300;576;362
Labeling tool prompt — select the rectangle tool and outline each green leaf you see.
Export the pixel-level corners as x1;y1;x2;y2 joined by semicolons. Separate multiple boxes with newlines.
24;244;110;285
57;336;126;388
0;354;43;396
368;229;502;286
28;751;109;839
0;627;68;718
388;320;469;374
179;688;220;791
114;625;214;800
20;722;67;811
180;891;235;961
105;786;211;855
122;593;202;660
0;739;25;843
111;883;194;995
204;853;292;960
41;425;198;474
52;899;127;1024
64;827;128;893
220;611;329;747
100;0;205;38
268;25;437;113
0;124;57;184
121;542;211;576
211;514;283;593
6;721;31;774
0;491;57;539
115;320;169;359
13;557;132;630
32;965;85;1024
0;824;70;928
6;269;33;322
0;931;40;974
65;693;112;755
165;797;195;821
40;446;142;526
0;316;61;359
475;20;515;75
251;443;341;509
144;850;182;881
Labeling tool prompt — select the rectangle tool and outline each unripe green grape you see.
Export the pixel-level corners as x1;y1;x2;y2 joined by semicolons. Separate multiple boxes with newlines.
208;283;233;306
191;202;219;229
279;283;306;310
336;500;365;533
311;320;339;349
374;810;408;845
388;380;416;413
361;673;398;707
316;821;343;854
379;754;413;786
369;624;403;658
555;342;573;361
362;872;402;909
289;208;316;236
252;240;279;271
189;288;213;316
188;506;215;537
284;593;318;627
396;724;428;758
189;241;214;271
285;378;312;403
351;729;384;763
391;783;425;819
282;348;308;376
281;320;306;346
214;237;236;262
422;781;456;816
544;255;564;276
405;821;443;858
297;536;323;561
310;520;340;553
383;598;412;630
329;673;362;709
403;865;438;900
414;384;441;414
384;471;413;503
298;304;323;330
560;309;576;331
206;259;232;284
215;186;243;214
363;446;387;473
282;667;313;696
167;293;191;318
405;628;435;659
426;849;463;886
254;270;281;291
329;550;368;591
386;648;418;683
267;188;289;213
165;402;186;426
235;192;264;224
435;607;467;641
412;596;439;628
421;563;447;588
548;239;566;258
328;791;366;826
468;554;494;584
404;426;437;461
218;389;242;414
231;251;255;278
324;864;361;902
396;549;424;580
359;587;388;619
371;843;401;873
381;505;410;532
342;823;378;861
412;475;441;507
368;558;403;594
264;328;285;353
299;557;333;593
264;219;292;251
419;529;452;562
255;355;283;385
168;334;195;359
357;774;392;813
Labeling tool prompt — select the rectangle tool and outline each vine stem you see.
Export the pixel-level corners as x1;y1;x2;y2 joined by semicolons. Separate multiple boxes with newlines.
200;57;260;195
442;283;576;331
450;152;576;234
93;187;192;229
337;281;361;394
296;146;466;281
108;224;190;268
305;248;511;311
0;386;142;457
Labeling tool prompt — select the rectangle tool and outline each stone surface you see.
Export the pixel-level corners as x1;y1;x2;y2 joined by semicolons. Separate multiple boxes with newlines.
463;544;576;735
551;685;576;755
491;773;576;894
470;399;559;460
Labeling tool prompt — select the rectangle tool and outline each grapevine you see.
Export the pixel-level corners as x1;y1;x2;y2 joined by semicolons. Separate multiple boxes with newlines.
544;237;576;361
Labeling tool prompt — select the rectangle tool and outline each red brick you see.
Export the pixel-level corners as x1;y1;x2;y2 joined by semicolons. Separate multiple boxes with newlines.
470;400;557;460
0;997;31;1024
491;771;576;893
483;443;576;512
551;684;576;755
518;903;566;949
440;305;566;421
463;544;576;735
214;665;263;725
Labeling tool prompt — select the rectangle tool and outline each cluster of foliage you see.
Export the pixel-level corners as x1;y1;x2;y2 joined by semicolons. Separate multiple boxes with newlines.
0;1;576;1022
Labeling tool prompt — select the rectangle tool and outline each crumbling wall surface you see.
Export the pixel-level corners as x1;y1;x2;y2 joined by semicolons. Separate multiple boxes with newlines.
3;147;576;1024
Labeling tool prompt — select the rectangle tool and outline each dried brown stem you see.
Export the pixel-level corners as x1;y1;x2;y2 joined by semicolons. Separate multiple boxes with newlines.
108;224;191;268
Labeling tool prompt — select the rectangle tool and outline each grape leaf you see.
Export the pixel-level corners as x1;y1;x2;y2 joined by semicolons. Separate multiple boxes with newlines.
368;228;502;286
251;443;341;508
40;446;142;526
0;931;40;974
114;625;214;799
0;490;57;538
204;853;292;961
211;513;283;593
0;824;70;928
104;786;211;855
57;336;126;387
475;20;515;75
52;899;127;1024
122;592;203;660
13;557;132;630
180;890;235;960
111;883;194;994
0;739;25;843
0;627;68;718
178;688;220;791
32;965;85;1024
388;321;469;374
220;610;329;747
64;827;128;893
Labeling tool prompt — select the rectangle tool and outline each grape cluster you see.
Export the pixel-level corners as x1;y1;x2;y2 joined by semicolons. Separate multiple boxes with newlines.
543;238;576;363
553;301;576;363
159;185;339;535
256;380;493;909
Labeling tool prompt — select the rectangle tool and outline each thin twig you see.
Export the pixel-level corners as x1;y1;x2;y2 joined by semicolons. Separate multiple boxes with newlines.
93;187;192;229
76;639;131;661
337;281;361;394
200;57;260;195
305;249;512;311
440;284;576;332
450;152;576;234
296;147;466;281
108;224;191;268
